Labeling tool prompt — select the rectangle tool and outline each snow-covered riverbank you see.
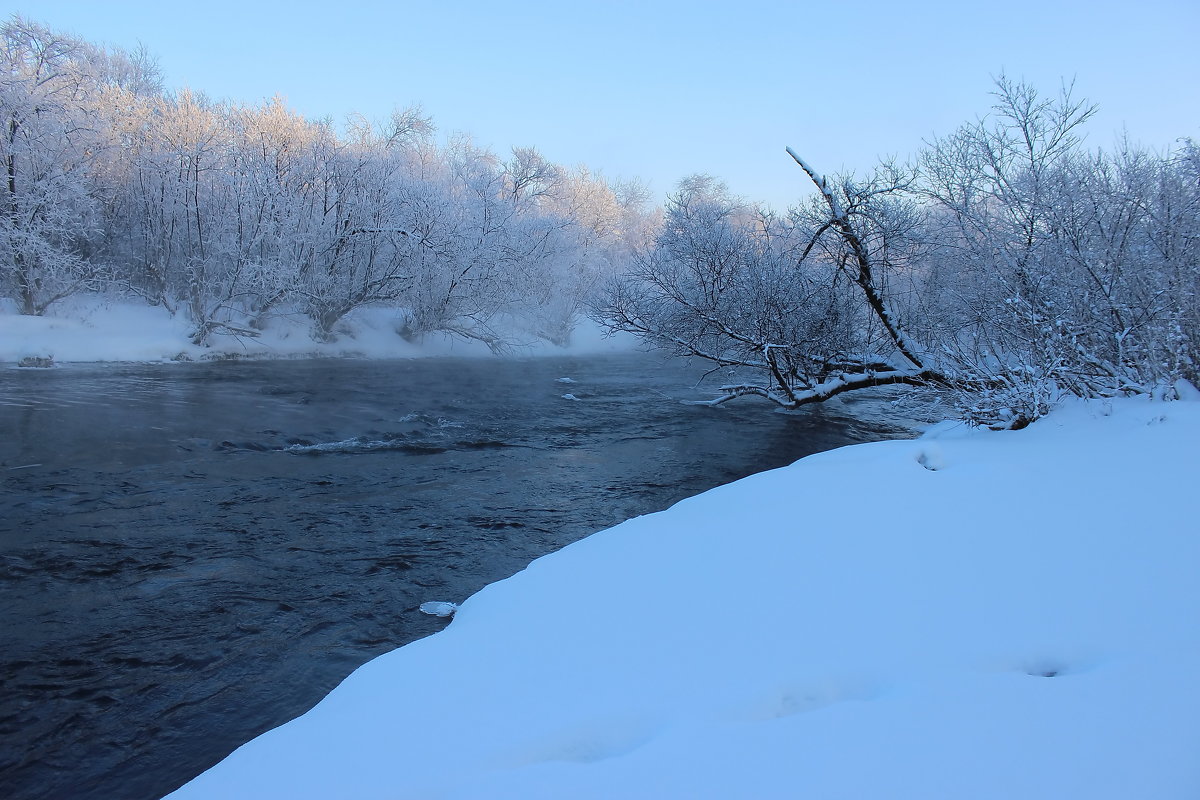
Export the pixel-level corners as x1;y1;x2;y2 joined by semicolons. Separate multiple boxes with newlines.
165;394;1200;799
0;301;635;364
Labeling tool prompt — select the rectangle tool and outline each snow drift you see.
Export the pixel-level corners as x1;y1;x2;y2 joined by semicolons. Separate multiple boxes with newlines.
167;396;1200;799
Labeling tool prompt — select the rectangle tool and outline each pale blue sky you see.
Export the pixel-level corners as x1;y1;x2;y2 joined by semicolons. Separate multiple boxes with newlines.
7;0;1198;209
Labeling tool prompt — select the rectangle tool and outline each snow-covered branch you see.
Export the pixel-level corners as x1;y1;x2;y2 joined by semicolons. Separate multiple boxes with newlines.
704;367;937;408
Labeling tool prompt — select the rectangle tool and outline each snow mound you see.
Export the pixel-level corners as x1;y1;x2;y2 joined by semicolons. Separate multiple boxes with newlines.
167;396;1200;799
0;302;197;363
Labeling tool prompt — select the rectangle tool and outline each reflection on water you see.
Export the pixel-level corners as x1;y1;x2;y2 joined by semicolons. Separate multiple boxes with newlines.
0;354;912;800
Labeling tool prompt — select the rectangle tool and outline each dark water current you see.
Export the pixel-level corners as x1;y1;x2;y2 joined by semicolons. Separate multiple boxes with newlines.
0;353;912;800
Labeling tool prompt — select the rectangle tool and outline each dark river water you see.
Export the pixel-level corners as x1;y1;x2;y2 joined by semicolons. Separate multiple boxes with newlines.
0;353;912;800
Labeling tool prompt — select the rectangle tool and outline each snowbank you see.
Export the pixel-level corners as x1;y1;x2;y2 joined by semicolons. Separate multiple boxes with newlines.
0;301;637;364
0;301;198;363
167;397;1200;799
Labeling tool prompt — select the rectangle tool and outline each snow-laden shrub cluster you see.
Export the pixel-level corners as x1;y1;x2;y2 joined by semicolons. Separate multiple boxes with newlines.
600;79;1199;426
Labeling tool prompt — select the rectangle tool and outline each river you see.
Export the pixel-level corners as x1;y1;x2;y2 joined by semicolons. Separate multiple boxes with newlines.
0;353;912;800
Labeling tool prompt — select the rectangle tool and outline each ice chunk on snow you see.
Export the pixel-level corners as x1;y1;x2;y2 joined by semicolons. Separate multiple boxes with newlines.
419;602;458;617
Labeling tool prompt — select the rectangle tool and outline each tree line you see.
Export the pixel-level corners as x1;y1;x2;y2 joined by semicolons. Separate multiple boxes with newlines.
0;17;656;348
5;16;1196;425
598;78;1199;426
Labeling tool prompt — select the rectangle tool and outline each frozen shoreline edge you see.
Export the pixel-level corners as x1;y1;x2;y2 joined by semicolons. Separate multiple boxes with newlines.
165;395;1200;799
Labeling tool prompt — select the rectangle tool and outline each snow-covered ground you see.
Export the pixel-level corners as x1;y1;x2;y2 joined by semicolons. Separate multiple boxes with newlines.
166;393;1200;799
0;300;636;364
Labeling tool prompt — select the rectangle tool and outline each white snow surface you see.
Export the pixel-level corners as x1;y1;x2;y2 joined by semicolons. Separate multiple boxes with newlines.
167;397;1200;799
0;300;637;363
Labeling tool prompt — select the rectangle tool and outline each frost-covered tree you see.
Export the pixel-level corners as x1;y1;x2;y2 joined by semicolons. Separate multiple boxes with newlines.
122;89;264;343
397;138;603;350
292;143;422;342
0;17;157;314
920;79;1198;421
0;17;100;311
600;166;943;407
502;145;562;209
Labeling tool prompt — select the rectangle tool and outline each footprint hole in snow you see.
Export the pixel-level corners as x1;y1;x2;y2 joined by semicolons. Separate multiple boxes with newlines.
916;446;945;471
744;678;878;722
1023;659;1069;678
511;717;658;766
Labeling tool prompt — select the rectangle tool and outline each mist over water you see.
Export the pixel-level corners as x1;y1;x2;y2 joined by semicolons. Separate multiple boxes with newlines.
0;354;911;800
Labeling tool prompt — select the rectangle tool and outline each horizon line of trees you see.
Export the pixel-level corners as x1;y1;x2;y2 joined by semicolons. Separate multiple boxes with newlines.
0;16;658;349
